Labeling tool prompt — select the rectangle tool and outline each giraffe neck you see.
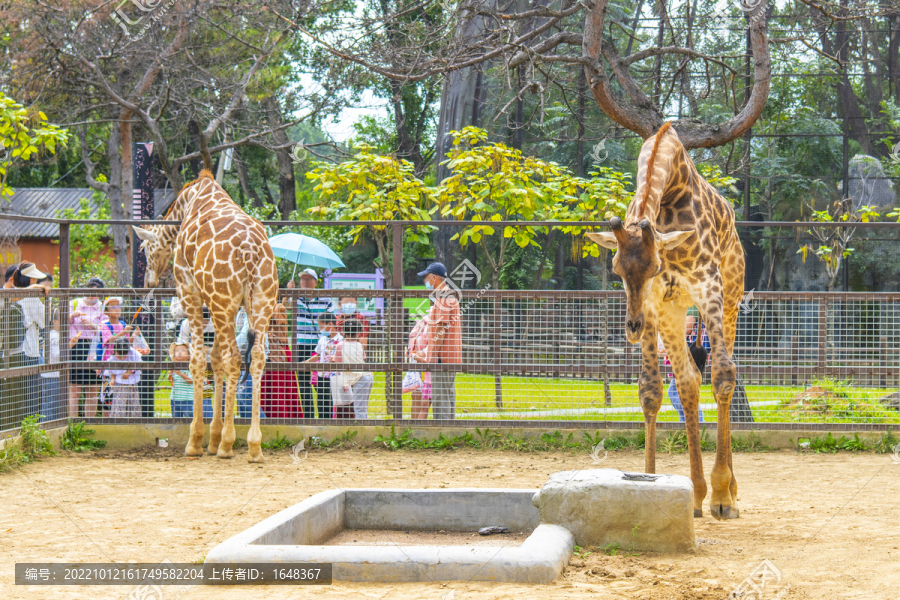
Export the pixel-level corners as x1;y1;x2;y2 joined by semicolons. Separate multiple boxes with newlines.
629;125;689;226
155;178;204;250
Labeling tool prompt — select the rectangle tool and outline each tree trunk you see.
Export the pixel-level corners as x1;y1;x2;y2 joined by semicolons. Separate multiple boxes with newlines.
234;149;264;209
106;126;132;286
265;96;297;217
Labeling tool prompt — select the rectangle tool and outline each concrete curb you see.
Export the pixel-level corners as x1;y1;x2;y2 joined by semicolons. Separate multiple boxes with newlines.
207;488;573;583
82;423;894;451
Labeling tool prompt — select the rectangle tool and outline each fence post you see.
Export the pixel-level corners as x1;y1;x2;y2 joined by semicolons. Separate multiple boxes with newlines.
390;223;403;419
59;290;70;419
601;295;611;406
493;295;503;409
59;223;70;289
153;294;164;373
790;335;799;386
817;298;827;379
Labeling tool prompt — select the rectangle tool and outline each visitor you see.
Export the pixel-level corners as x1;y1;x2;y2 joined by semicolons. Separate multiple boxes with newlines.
34;273;52;296
13;263;47;423
3;265;15;286
68;277;105;418
657;313;707;423
336;295;369;348
102;338;142;417
294;269;333;417
332;318;373;419
0;263;47;428
235;306;267;419
168;343;194;418
39;308;62;422
100;297;132;361
301;312;342;419
261;300;302;418
419;263;461;420
174;307;217;418
406;313;432;419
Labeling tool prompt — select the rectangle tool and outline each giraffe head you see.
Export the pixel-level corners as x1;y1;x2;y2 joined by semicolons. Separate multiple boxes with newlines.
132;225;173;288
587;217;692;343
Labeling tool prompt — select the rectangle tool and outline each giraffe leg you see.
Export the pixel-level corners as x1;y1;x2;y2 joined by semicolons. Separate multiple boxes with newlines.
217;323;239;459
207;339;225;456
182;294;206;457
638;317;663;474
721;246;744;519
246;295;274;463
658;302;707;517
698;293;737;521
246;341;265;463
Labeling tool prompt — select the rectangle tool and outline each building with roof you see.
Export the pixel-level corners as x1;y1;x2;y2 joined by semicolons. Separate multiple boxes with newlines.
0;188;175;275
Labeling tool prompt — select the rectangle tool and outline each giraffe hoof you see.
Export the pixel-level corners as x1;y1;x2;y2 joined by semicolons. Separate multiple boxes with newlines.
216;448;234;459
710;504;733;521
728;507;740;519
206;445;219;456
247;451;264;464
694;509;703;518
185;443;204;457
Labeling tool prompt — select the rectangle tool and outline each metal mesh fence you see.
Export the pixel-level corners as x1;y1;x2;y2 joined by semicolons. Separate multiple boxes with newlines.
3;287;900;434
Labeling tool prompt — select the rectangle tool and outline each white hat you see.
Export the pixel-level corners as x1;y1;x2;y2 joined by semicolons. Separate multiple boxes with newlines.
102;296;124;312
300;268;318;281
19;264;47;279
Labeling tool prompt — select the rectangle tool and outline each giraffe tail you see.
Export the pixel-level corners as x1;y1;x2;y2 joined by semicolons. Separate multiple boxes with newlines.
240;330;255;385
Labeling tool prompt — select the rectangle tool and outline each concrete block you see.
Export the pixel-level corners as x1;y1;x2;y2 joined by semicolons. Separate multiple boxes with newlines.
532;468;695;553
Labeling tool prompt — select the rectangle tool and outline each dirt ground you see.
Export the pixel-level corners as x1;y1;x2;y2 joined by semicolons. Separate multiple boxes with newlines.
2;443;899;600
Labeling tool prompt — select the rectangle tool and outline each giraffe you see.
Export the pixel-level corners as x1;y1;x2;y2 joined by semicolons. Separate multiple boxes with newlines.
587;122;745;520
132;170;278;463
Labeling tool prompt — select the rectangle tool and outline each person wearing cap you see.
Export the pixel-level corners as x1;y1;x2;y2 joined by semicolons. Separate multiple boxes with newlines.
294;268;333;418
416;262;462;420
0;262;47;426
68;277;105;418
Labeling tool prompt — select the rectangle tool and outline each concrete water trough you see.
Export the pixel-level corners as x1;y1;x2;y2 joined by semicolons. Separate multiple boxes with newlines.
206;488;574;583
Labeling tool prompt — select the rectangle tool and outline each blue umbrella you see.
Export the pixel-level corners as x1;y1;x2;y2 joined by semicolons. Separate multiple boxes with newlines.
268;233;345;270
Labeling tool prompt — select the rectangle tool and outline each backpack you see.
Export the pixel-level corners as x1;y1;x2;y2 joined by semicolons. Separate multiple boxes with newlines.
1;301;27;356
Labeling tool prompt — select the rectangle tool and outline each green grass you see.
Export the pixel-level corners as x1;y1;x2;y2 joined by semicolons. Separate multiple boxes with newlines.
150;370;900;424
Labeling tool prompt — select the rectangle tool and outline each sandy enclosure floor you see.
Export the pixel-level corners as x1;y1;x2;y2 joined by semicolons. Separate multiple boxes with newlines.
2;444;900;599
323;529;531;547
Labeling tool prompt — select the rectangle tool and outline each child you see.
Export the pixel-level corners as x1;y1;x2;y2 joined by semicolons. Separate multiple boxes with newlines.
100;297;131;361
302;312;342;419
102;338;142;417
332;318;373;419
39;308;62;422
169;343;194;418
336;295;369;348
406;314;432;419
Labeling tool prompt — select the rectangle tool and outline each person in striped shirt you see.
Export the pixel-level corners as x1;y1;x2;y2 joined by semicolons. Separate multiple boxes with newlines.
294;268;333;418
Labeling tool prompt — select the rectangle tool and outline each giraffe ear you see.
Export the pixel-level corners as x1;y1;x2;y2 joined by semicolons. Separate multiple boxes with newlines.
586;232;618;250
132;226;158;243
657;230;693;249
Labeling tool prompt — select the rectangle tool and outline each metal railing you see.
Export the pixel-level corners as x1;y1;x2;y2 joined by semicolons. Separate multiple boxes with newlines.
3;287;900;434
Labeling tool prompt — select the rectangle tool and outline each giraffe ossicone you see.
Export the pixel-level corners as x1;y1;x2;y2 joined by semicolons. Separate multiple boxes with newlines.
586;121;745;521
137;169;278;463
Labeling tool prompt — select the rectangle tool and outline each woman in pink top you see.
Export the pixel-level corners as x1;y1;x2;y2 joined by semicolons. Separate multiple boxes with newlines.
68;277;105;418
407;315;431;419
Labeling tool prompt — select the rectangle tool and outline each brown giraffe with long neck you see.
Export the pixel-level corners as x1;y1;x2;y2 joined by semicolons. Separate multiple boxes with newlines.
133;170;278;463
588;122;744;520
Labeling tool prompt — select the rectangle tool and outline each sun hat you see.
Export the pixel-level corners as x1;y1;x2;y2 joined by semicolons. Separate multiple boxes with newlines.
19;264;48;279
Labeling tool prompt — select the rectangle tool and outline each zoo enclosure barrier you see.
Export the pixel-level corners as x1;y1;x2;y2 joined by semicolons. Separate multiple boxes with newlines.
3;285;900;435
